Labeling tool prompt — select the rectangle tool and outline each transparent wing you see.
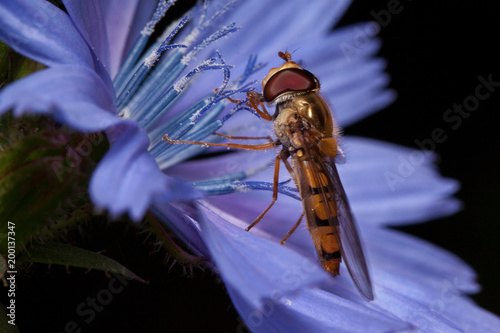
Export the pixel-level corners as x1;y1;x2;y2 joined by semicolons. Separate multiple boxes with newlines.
297;131;373;300
322;154;373;300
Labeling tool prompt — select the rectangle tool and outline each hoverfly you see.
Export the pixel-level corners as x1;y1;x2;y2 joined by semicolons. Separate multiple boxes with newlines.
164;51;373;300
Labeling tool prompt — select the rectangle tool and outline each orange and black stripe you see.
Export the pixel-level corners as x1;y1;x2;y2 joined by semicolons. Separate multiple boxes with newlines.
302;159;342;275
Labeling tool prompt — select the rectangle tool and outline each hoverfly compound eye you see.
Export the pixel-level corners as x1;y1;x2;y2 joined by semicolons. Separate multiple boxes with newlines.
263;68;319;102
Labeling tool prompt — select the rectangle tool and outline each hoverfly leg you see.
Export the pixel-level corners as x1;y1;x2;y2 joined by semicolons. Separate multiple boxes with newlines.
226;96;244;104
163;134;277;150
278;151;304;245
221;90;272;120
213;133;274;144
245;155;281;231
280;212;305;245
280;151;298;186
247;91;273;121
213;88;244;104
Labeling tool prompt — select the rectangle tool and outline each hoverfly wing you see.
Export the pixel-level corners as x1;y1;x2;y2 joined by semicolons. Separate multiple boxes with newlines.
323;156;374;300
291;131;373;300
334;144;346;164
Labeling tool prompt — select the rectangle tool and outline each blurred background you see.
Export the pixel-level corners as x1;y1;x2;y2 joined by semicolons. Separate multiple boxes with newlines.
340;0;499;316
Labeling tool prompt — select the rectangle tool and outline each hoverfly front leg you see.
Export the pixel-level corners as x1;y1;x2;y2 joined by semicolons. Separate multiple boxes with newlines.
216;87;272;121
168;90;276;147
246;91;273;121
163;134;277;150
212;133;274;144
245;154;281;231
278;152;305;245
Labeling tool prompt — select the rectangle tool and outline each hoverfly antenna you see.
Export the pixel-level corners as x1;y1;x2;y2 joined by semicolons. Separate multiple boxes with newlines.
278;51;293;62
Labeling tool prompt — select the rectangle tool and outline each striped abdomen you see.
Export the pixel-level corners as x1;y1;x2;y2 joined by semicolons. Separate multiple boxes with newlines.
294;153;342;275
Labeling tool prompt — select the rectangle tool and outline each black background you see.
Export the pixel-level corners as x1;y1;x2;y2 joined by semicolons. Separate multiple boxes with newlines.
340;0;499;316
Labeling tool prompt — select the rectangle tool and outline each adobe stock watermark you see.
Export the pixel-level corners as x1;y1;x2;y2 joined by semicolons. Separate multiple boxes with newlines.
49;117;115;184
235;257;319;332
50;131;106;182
50;272;134;333
385;73;499;191
5;221;17;326
6;3;56;49
407;276;469;331
341;0;412;62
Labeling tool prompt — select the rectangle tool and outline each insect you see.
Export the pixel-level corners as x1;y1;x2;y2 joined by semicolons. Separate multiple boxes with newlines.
164;51;373;300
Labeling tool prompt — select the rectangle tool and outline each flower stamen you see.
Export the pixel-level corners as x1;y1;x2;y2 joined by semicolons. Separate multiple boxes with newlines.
113;0;179;90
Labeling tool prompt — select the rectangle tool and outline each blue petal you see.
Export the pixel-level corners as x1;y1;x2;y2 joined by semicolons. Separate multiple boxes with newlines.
339;137;461;226
372;288;464;332
0;0;93;68
197;201;331;310
229;285;409;333
190;0;351;65
90;126;201;221
62;0;113;90
100;0;158;78
360;226;500;332
442;297;500;333
368;284;499;332
63;0;110;70
0;66;120;131
150;202;209;258
217;0;351;55
365;226;478;299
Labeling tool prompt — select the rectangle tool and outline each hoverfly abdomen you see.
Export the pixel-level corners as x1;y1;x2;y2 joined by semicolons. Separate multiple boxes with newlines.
297;154;342;275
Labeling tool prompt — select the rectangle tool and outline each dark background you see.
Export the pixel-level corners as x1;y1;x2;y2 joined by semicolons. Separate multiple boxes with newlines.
340;0;499;316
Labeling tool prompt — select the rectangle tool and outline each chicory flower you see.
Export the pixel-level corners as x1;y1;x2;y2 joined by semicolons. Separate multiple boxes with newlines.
1;0;498;332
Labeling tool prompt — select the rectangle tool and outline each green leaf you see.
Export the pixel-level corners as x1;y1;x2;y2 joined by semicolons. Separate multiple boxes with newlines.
0;41;45;89
0;42;12;89
18;242;147;283
0;116;109;255
0;135;79;251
